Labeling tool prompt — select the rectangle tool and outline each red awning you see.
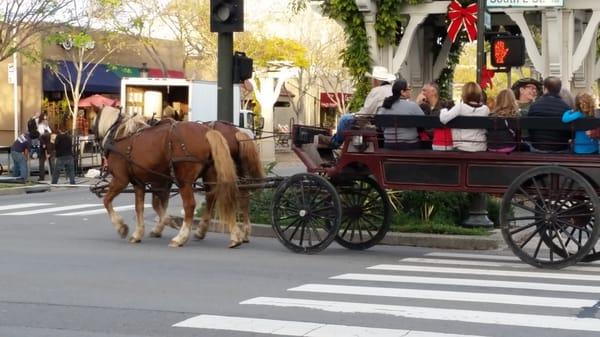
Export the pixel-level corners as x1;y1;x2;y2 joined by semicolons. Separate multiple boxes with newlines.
320;92;352;108
148;68;185;78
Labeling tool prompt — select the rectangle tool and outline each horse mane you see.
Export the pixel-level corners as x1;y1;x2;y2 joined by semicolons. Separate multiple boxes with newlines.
97;106;121;138
114;114;149;138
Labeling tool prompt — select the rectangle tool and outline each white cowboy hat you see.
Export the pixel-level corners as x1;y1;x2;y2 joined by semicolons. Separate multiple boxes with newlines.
366;66;396;82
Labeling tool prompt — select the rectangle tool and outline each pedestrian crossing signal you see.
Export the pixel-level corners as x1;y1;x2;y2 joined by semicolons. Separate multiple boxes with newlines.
490;36;525;68
210;0;243;33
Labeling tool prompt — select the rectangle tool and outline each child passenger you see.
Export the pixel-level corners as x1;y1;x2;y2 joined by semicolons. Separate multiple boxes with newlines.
562;93;598;154
440;82;490;152
487;89;519;153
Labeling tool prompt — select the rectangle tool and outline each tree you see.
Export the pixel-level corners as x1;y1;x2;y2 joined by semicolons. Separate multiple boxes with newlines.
0;0;73;62
45;3;123;133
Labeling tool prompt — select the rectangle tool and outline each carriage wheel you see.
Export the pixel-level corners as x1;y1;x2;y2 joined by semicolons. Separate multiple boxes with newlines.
333;176;391;250
500;166;600;269
271;173;341;254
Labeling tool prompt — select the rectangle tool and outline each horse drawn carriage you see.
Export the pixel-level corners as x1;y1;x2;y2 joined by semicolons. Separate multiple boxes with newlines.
90;105;600;270
272;114;600;269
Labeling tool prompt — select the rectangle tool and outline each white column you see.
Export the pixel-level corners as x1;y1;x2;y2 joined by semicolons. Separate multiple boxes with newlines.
392;13;428;73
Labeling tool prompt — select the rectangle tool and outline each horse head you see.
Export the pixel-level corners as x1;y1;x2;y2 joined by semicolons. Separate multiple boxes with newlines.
94;105;122;141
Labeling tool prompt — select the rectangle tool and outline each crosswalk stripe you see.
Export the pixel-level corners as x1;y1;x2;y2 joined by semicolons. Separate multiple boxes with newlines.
369;264;600;281
241;297;600;332
57;204;151;216
331;273;600;294
425;252;520;261
0;204;101;216
288;283;594;308
173;314;488;337
400;257;600;273
0;203;52;211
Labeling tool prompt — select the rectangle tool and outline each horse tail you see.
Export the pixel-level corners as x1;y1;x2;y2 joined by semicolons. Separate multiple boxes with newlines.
205;130;239;229
235;131;265;179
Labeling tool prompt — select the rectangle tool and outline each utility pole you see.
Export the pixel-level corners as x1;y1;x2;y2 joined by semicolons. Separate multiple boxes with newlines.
463;0;493;228
217;32;234;122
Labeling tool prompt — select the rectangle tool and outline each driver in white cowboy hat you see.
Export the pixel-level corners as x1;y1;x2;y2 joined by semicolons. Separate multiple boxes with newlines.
357;66;397;115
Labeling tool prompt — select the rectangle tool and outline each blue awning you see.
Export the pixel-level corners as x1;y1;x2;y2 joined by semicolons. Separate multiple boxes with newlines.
43;61;121;94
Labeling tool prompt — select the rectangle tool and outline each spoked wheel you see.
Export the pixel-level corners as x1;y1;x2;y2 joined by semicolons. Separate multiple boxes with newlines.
271;173;341;254
501;166;600;269
333;176;391;250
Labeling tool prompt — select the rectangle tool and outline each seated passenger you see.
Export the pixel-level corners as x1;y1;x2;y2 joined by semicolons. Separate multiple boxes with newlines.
527;76;571;152
439;82;489;152
319;66;396;148
377;79;424;150
487;89;518;153
431;99;455;151
562;93;598;154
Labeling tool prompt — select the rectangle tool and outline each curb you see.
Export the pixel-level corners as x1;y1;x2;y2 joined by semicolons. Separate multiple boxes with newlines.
171;216;505;251
0;184;51;196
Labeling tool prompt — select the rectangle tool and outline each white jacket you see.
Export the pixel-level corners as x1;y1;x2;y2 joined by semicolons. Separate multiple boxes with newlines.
357;84;393;115
440;102;490;152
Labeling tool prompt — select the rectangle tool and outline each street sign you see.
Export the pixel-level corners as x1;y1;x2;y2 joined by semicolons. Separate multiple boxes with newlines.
7;63;15;84
487;0;563;7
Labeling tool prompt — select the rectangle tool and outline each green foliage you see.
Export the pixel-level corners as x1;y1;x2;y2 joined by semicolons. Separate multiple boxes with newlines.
390;213;489;235
375;0;424;47
236;34;309;69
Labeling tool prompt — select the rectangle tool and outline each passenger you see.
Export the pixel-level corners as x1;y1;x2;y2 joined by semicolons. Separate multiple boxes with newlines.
511;78;540;116
321;66;396;148
440;82;490;152
431;99;455;151
487;89;519;153
377;79;424;150
416;82;441;116
527;76;571;152
562;93;598;154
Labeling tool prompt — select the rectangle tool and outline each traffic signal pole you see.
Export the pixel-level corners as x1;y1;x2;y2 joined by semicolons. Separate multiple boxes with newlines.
217;32;234;122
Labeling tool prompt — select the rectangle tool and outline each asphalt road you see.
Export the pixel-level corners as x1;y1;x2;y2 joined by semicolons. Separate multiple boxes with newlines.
1;188;600;337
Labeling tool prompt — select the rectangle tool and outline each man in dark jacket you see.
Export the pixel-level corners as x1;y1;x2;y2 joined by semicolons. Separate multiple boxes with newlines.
10;132;32;181
526;76;571;152
51;128;76;185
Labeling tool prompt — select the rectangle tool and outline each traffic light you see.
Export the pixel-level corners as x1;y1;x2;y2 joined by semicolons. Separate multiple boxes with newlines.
490;35;525;68
233;51;253;82
210;0;244;33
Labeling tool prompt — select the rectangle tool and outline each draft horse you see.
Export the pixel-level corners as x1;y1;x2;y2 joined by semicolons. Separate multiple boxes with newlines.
94;106;243;248
147;121;265;243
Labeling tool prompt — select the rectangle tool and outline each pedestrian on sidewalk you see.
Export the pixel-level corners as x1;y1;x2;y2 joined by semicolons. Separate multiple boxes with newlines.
37;113;52;181
51;128;76;185
10;132;32;181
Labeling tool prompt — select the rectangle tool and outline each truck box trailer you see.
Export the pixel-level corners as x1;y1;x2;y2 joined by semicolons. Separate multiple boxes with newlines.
120;77;242;125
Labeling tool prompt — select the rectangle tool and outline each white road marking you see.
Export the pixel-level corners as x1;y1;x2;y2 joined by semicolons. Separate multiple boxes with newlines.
0;203;52;211
331;273;600;294
425;252;520;261
173;314;488;337
400;257;600;273
241;297;600;332
0;204;100;215
369;264;600;281
57;204;151;216
288;283;594;308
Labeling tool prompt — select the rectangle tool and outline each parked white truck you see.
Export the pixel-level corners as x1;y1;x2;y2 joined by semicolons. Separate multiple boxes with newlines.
119;77;243;125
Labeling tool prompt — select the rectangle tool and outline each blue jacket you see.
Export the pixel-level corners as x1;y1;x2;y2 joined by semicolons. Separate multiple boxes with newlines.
562;110;598;154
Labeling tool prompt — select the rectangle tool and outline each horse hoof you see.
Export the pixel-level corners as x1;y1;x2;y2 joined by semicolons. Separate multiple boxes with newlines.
149;231;161;238
168;240;183;248
118;226;129;239
242;239;249;243
129;237;141;244
194;233;206;241
229;240;242;248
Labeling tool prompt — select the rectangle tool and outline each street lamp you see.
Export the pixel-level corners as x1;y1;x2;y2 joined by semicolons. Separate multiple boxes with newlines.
140;63;149;78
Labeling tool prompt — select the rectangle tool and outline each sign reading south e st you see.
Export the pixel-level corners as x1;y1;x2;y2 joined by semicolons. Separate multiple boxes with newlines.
487;0;564;7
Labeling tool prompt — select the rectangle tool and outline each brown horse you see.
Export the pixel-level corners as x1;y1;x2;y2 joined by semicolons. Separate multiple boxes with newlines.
148;121;265;243
94;107;243;248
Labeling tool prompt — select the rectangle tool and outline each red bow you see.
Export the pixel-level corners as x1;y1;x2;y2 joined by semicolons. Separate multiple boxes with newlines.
447;0;478;43
480;65;495;90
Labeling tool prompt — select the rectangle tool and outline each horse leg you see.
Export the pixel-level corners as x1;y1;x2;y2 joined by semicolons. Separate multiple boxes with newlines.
103;179;129;239
127;185;145;243
239;190;251;243
169;184;195;247
195;190;214;240
149;188;171;238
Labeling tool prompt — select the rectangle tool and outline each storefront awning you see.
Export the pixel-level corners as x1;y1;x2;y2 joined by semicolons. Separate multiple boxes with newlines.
148;68;185;78
43;61;121;94
320;92;352;108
